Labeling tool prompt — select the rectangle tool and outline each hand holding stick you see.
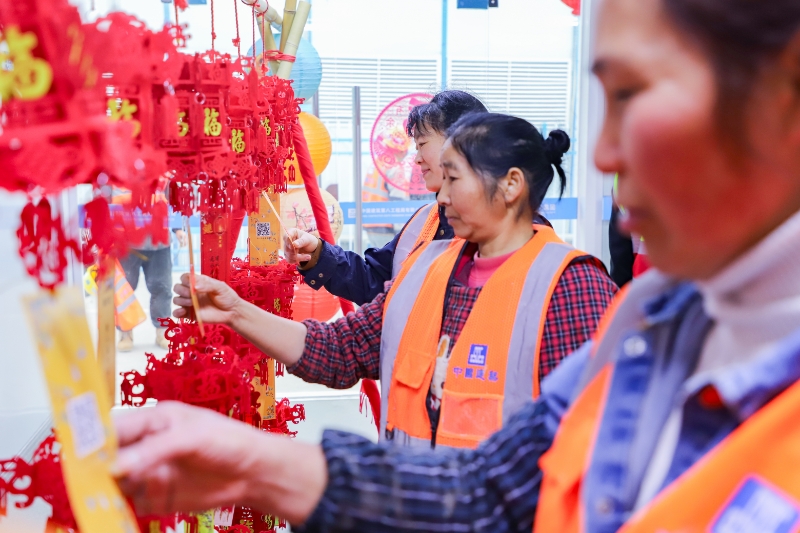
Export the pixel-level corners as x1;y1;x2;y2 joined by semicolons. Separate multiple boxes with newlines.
184;218;206;337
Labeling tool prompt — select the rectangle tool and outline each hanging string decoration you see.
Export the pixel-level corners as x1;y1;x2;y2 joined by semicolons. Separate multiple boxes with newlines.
1;0;315;529
0;0;135;195
0;0;142;288
82;12;185;186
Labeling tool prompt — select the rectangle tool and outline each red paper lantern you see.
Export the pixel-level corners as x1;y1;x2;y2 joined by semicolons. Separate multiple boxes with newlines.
291;281;340;322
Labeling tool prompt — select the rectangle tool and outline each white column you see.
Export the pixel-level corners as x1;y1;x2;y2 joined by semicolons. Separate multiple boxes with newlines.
573;0;607;257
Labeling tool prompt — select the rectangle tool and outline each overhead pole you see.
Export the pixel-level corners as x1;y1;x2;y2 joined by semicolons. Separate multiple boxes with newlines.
441;0;448;88
352;86;363;255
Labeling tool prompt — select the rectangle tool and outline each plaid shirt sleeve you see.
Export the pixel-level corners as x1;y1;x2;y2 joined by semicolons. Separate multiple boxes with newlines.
288;282;392;389
539;257;617;381
295;343;593;533
296;399;557;533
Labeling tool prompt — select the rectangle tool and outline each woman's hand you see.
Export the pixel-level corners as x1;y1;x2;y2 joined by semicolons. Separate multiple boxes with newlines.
113;401;327;523
173;273;243;327
284;228;319;264
175;272;308;366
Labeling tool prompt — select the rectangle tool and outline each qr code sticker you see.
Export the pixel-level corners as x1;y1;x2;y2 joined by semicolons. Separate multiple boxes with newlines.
66;392;106;459
256;222;272;237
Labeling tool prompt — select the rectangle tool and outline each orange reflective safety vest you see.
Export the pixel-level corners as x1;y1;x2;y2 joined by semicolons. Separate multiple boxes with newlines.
114;259;147;332
362;169;393;230
381;226;584;449
391;202;440;278
363;168;391;203
535;285;800;533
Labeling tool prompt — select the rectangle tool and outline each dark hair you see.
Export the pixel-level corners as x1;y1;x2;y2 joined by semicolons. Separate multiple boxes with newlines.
446;113;570;215
663;0;800;141
406;90;488;138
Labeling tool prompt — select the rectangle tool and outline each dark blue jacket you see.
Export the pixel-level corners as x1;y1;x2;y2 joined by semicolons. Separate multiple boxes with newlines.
299;205;454;305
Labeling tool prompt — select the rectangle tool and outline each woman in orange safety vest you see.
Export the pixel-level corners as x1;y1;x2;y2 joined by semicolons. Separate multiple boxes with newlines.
169;112;616;450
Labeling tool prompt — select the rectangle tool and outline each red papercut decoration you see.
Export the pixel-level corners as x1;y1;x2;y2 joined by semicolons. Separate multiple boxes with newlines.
3;0;309;527
82;13;186;187
0;433;76;531
261;398;306;438
120;260;300;421
0;0;136;195
561;0;580;15
17;199;83;290
230;506;286;533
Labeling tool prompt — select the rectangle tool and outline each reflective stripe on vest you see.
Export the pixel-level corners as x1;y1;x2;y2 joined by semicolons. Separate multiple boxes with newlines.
114;260;147;332
535;271;800;533
381;226;582;450
392;202;440;278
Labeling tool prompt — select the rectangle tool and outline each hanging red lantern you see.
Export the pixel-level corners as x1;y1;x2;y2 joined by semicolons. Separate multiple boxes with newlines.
82;13;185;189
291;281;341;323
0;0;135;195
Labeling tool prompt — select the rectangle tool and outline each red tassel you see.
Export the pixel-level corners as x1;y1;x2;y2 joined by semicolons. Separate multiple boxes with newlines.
360;379;382;430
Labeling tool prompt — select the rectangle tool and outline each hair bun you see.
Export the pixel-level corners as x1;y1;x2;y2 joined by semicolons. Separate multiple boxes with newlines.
544;129;571;167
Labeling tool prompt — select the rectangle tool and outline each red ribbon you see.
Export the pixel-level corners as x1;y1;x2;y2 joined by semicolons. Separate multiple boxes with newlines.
293;121;383;433
263;49;296;63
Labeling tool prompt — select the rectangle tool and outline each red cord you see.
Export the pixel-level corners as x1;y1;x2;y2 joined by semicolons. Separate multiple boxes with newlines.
232;0;241;57
210;0;217;51
252;6;257;61
259;14;265;64
174;2;179;27
262;50;295;62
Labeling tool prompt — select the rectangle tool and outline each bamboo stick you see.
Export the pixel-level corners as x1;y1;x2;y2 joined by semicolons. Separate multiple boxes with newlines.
259;14;280;74
276;1;310;80
264;4;283;29
279;0;297;53
252;0;283;29
96;256;116;407
185;217;206;337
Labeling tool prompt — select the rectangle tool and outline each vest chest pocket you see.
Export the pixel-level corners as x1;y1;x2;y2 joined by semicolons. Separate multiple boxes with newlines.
394;349;434;390
438;389;503;446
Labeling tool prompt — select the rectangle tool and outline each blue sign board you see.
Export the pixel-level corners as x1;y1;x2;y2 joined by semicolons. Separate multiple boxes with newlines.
538;197;578;221
340;201;429;225
78;196;614;230
457;0;488;8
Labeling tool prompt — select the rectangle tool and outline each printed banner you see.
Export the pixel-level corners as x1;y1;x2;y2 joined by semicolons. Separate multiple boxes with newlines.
23;288;139;533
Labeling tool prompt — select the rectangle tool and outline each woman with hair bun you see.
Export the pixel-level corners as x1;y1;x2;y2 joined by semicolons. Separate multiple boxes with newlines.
164;112;616;450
